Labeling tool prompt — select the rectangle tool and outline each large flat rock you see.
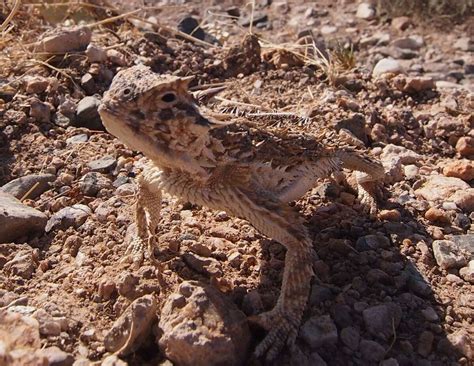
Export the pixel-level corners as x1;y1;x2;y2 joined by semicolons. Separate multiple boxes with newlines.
0;192;47;243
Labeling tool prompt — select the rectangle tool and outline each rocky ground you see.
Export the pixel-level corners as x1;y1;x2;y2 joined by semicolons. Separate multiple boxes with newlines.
0;1;473;365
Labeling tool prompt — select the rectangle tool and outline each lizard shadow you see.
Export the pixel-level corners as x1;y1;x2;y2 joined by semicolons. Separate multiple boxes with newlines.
250;190;465;365
0;129;13;186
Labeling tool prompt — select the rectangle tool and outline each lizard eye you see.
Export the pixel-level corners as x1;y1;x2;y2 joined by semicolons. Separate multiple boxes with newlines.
123;88;132;96
161;92;176;103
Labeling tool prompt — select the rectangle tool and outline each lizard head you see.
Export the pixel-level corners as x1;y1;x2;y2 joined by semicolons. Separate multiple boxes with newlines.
99;65;220;172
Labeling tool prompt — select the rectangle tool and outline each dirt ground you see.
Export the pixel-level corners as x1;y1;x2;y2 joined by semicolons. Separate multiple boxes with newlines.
0;1;473;365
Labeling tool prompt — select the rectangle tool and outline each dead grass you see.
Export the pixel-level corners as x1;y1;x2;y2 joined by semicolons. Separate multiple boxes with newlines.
377;0;473;20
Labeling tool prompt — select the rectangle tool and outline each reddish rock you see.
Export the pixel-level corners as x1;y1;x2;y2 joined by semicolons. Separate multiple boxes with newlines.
456;136;474;157
391;16;412;31
424;207;450;224
443;160;474;181
378;209;401;221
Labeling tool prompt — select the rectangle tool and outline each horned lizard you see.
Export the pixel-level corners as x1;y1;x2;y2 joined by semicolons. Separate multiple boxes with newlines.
98;65;385;361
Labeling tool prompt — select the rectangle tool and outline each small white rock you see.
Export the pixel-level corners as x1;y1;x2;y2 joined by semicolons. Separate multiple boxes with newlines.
356;3;376;20
373;58;403;77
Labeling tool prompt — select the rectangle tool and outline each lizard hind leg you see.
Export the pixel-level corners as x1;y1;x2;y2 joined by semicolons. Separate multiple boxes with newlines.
227;187;314;362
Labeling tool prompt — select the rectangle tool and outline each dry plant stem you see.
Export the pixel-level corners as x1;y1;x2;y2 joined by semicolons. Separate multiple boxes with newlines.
0;0;21;33
248;0;256;34
87;8;142;27
31;59;79;89
20;182;39;202
214;96;273;112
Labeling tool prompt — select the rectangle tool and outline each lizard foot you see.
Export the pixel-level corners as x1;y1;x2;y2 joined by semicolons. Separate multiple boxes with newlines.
121;233;159;270
249;306;299;362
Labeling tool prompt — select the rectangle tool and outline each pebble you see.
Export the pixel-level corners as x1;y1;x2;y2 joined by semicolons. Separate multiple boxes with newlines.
432;240;467;269
33;309;62;336
182;253;222;277
106;49;127;66
1;173;55;200
38;346;74;366
45;204;92;232
445;330;473;359
88;156;117;173
382;157;404;184
331;304;353;328
74;96;103;130
4;249;38;279
208;225;240;243
102;355;128;366
449;188;474;212
362;303;401;340
33;26;91;54
441;201;457;211
66;134;88;144
115;183;135;197
340;326;360;350
0;192;47;243
25;76;50;94
381;144;421;164
81;73;96;95
159;281;250;366
80;172;112;196
321;25;337;35
373;58;403;76
227;251;242;268
116;272;139;298
0;311;43;364
402;76;435;93
421;307;439;322
391;36;424;50
29;98;51;122
356;234;390;251
453;212;470;230
85;44;107;62
443;160;474;181
104;295;157;356
459;260;474;284
415;175;469;202
300;315;338;349
360;339;385;362
378;209;401;221
424;207;450;224
309;284;333;306
189;242;212;257
391;16;412;31
356;3;376;20
446;273;463;284
456;136;474;157
417;330;434;357
454;37;474;52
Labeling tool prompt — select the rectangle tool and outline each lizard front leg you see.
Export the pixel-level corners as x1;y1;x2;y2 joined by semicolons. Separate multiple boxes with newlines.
123;171;162;268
